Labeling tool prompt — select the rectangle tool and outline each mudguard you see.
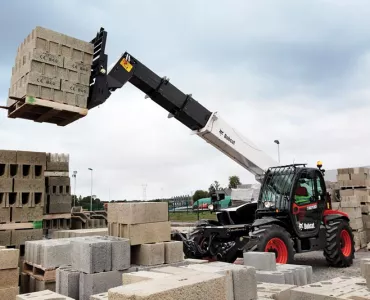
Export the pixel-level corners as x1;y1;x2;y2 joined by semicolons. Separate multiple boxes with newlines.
252;217;288;229
323;209;350;223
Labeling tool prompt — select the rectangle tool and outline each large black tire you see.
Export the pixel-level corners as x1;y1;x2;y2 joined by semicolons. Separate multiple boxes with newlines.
324;219;355;267
253;224;295;264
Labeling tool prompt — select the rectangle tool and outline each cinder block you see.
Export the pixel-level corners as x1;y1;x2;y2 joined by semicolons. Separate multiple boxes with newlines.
14;178;45;193
118;221;171;245
40;240;73;268
100;236;130;271
91;292;108;300
108;271;226;300
20;272;30;294
0;248;19;269
0;150;17;164
256;270;286;284
80;270;124;300
257;282;297;300
131;243;164;266
150;265;197;275
29;275;35;293
122;270;171;285
243;252;276;271
0;208;10;224
47;194;71;213
11;229;43;246
0;268;19;288
12;206;43;222
108;202;168;224
0;164;9;179
0;179;12;192
56;266;80;299
16;290;74;299
72;238;112;273
164;241;184;264
16;151;46;166
184;261;258;300
35;278;56;292
0;286;18;300
276;264;308;285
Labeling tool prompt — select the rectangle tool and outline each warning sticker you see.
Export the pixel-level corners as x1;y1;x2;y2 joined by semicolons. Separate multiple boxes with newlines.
120;58;133;72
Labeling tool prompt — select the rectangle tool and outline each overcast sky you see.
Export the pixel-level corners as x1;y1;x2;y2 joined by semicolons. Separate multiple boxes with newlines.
1;0;370;201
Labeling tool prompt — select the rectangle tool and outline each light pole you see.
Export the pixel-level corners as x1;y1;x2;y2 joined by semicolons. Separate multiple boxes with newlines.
72;171;77;207
88;168;93;211
274;140;280;163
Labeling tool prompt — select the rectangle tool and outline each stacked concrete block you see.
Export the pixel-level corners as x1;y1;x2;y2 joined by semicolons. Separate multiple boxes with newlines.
131;243;165;266
0;248;19;299
8;26;93;109
56;266;80;299
164;240;184;263
257;282;297;300
16;290;74;300
289;276;368;299
52;228;108;239
108;271;227;300
243;252;311;286
44;153;71;215
336;167;370;249
71;209;107;229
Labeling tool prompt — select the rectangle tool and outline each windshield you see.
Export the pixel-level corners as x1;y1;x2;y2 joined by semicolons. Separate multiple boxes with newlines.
259;170;295;209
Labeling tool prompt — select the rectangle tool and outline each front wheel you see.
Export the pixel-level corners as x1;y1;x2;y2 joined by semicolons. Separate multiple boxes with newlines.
253;224;295;264
324;219;355;267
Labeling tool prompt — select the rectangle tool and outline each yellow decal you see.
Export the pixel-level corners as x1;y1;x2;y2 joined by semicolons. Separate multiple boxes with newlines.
120;58;133;72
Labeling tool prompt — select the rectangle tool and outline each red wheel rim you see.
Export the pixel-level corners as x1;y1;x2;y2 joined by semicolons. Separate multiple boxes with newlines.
340;229;352;257
264;238;288;264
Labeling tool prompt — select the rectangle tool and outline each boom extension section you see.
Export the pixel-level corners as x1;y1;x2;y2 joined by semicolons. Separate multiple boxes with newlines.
87;28;278;178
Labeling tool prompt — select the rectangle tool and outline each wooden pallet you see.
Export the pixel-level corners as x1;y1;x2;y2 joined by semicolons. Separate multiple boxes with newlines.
6;96;88;126
22;261;56;281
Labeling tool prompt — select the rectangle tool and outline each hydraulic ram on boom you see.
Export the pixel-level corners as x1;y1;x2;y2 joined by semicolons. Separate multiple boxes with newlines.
88;28;278;180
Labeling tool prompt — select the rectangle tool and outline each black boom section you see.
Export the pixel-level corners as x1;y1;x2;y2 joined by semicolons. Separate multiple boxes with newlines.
106;52;212;130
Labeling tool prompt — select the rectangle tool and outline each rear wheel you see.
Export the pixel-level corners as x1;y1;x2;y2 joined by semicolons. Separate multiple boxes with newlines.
324;219;354;267
254;224;295;264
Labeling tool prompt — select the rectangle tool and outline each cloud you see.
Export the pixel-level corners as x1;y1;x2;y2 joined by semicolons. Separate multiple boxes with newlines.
1;0;370;200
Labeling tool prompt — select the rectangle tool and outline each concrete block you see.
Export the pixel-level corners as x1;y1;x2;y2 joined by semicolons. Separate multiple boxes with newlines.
183;258;208;264
276;264;308;286
122;270;171;285
91;292;108;300
0;150;17;164
164;241;184;264
0;287;18;300
35;279;56;292
46;160;69;172
56;266;80;299
256;271;286;284
29;275;35;293
20;272;30;294
0;208;10;224
12;206;43;222
16;151;46;166
243;252;276;271
257;282;297;300
16;290;74;299
150;265;197;275
0;179;12;192
71;238;112;273
100;236;130;271
108;202;168;224
40;240;73;268
0;249;19;269
184;261;258;300
108;271;226;300
14;178;45;193
0;164;9;179
360;258;370;277
46;176;70;186
119;221;171;245
131;243;165;266
0;268;19;288
11;229;43;246
80;270;124;300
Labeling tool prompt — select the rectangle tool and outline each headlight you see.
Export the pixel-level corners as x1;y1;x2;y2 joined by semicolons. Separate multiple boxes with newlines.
264;201;273;208
208;204;214;211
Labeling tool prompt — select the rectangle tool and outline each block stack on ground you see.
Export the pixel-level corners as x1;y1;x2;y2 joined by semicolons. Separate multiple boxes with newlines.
8;26;93;109
108;202;182;267
0;150;44;261
0;247;20;300
336;167;369;250
43;153;72;236
71;206;107;230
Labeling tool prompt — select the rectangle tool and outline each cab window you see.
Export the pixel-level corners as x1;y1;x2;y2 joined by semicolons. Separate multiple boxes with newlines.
294;174;315;206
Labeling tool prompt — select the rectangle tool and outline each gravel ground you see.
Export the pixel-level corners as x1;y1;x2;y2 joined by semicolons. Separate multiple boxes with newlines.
294;249;370;283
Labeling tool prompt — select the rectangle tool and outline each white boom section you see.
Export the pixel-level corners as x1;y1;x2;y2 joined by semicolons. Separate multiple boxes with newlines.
196;112;279;179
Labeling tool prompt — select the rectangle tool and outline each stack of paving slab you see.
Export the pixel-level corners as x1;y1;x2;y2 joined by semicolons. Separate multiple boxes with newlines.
337;167;369;250
0;149;44;250
8;26;93;109
108;202;182;267
243;252;312;286
0;247;20;300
